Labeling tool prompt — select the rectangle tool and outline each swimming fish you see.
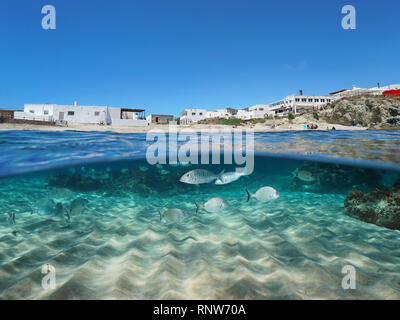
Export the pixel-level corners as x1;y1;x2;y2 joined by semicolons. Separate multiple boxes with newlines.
69;198;89;216
139;166;149;172
293;170;318;182
246;187;280;202
159;208;185;223
180;169;225;185
195;197;228;214
54;202;65;217
8;212;16;225
215;171;248;185
36;199;57;216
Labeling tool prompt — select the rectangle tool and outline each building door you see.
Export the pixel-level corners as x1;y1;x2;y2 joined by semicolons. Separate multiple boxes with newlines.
59;112;64;121
155;117;158;123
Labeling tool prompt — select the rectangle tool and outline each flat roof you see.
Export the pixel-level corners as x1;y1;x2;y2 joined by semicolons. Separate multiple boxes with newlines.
120;108;145;112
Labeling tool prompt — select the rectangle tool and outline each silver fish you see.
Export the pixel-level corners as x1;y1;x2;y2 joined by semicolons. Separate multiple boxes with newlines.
293;170;318;182
69;198;89;216
195;197;228;214
159;208;185;223
54;202;65;217
180;169;225;185
36;199;56;216
8;212;16;225
215;171;247;185
246;187;280;203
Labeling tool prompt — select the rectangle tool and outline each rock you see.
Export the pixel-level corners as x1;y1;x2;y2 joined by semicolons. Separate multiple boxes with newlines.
320;96;400;128
291;162;383;193
344;180;400;230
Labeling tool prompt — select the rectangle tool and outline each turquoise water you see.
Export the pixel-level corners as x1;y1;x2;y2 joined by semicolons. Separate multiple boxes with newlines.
1;130;400;299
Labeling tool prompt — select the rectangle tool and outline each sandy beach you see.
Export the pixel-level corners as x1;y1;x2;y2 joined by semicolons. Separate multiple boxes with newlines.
0;114;367;133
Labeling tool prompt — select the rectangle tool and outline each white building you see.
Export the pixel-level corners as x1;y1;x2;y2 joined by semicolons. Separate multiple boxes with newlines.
248;105;273;118
267;93;332;116
146;114;174;124
235;109;253;120
180;109;207;125
14;102;148;126
330;84;400;100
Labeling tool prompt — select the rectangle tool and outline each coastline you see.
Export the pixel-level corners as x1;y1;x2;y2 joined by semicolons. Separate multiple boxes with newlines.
0;115;368;133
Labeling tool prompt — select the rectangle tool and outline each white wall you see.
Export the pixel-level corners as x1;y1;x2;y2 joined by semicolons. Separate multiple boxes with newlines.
107;107;147;126
180;109;207;124
53;105;108;124
24;104;55;117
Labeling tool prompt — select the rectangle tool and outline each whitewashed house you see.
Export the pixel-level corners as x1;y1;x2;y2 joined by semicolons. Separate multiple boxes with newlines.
267;92;332;116
235;109;253;120
14;102;148;126
180;109;207;125
248;105;273;118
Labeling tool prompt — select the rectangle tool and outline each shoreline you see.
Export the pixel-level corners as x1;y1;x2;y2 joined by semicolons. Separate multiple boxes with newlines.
0;117;368;133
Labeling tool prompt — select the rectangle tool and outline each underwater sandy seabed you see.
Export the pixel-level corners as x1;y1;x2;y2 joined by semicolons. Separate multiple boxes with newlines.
0;158;400;300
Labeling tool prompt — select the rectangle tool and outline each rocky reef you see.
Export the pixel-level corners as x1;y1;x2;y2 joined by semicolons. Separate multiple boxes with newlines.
344;180;400;230
291;161;383;193
47;164;198;198
320;95;400;129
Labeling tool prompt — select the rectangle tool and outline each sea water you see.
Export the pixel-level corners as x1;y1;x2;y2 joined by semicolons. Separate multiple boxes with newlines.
0;130;400;299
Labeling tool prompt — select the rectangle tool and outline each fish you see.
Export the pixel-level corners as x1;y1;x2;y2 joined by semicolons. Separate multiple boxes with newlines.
159;208;185;223
246;187;280;203
293;170;318;182
180;169;225;185
69;198;89;216
8;212;16;225
139;166;149;172
54;202;65;217
215;171;248;185
195;197;228;214
36;199;57;216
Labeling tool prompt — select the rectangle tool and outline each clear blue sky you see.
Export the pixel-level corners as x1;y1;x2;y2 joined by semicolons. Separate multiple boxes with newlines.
1;0;399;115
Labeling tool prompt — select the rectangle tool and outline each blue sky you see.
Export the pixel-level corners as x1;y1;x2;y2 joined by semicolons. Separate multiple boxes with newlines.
0;0;399;115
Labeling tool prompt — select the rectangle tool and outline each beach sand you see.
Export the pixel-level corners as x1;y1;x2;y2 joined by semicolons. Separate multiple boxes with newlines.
0;114;367;133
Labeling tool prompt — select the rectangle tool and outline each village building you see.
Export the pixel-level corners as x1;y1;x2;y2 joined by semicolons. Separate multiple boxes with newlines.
146;114;174;124
14;102;148;126
179;109;207;125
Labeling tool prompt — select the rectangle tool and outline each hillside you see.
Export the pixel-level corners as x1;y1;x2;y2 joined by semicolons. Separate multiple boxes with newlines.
320;95;400;129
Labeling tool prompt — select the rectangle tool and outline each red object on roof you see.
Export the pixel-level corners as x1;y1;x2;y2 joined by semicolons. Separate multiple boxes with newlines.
383;89;400;97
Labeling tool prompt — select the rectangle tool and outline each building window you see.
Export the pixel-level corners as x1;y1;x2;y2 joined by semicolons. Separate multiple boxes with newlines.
321;99;325;102
68;111;75;116
259;108;263;111
308;98;313;102
192;112;196;116
295;98;300;102
199;113;203;115
302;98;306;102
327;99;331;102
94;112;100;116
314;99;319;102
44;110;49;115
29;110;35;114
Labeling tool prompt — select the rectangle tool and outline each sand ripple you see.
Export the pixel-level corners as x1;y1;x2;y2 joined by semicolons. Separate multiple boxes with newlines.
1;176;400;300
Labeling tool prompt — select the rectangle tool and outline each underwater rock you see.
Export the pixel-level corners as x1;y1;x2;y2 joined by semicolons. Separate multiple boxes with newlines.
47;173;105;191
291;162;383;193
344;180;400;230
46;165;198;198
